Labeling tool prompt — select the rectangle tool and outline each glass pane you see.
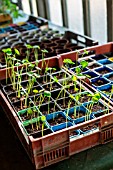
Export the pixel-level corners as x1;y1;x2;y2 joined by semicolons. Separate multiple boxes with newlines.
22;0;31;15
66;0;84;34
90;0;107;44
32;0;38;17
48;0;63;26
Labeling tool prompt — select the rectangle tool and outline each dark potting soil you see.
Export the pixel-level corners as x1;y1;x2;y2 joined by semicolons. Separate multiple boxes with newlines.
1;78;13;86
37;76;51;85
4;85;17;94
108;75;113;81
97;69;110;75
9;95;20;103
93;80;106;86
13;100;34;112
70;112;85;119
25;122;47;134
57;98;76;110
42;82;61;91
88;103;106;112
19;111;40;121
79;94;92;103
66;85;84;94
47;114;66;126
52;72;69;80
88;63;100;69
81;123;98;132
34;96;52;105
69;131;79;137
39;104;60;115
85;58;93;63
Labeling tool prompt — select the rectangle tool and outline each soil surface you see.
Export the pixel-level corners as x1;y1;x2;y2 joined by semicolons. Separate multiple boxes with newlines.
47;114;66;126
97;69;110;75
57;98;76;110
93;79;106;86
88;63;100;69
70;112;85;119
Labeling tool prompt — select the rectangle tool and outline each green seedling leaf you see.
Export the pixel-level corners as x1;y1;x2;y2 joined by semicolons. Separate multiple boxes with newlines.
74;87;79;92
93;92;101;100
53;76;58;83
75;94;80;101
111;85;113;93
45;67;52;72
15;62;21;66
69;94;75;100
33;89;39;94
85;74;91;78
33;73;40;78
27;108;33;115
44;90;51;97
27;72;34;77
14;49;20;55
41;115;46;122
72;75;77;82
64;85;70;89
28;63;35;69
92;97;99;103
80;60;88;69
32;76;37;82
39;89;45;93
52;68;56;71
75;67;81;74
84;49;89;55
22;59;29;63
26;44;33;49
33;45;40;49
41;49;48;53
63;59;74;65
2;48;12;55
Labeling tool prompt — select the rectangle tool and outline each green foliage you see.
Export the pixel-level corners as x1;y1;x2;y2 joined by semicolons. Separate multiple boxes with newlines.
92;92;101;103
63;59;74;65
26;44;33;49
41;115;46;122
80;60;88;69
33;89;39;94
2;48;12;55
0;0;22;18
75;67;81;74
44;91;51;97
53;76;58;83
27;108;33;115
72;75;77;82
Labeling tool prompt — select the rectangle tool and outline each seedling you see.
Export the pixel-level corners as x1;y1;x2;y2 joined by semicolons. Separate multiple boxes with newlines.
41;115;46;136
22;58;29;73
86;92;101;120
2;48;13;84
63;58;75;68
26;44;33;60
41;49;48;68
33;89;39;104
33;45;40;62
44;91;51;114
